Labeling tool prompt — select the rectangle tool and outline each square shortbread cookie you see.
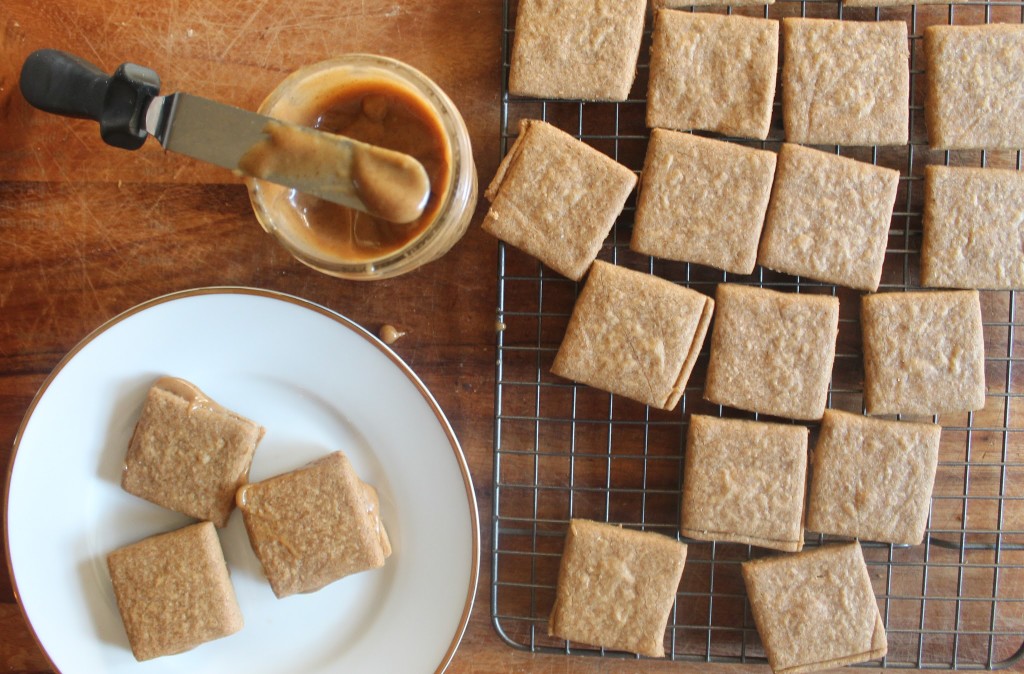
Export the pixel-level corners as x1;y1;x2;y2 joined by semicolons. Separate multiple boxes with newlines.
681;415;808;552
654;0;772;6
122;377;265;528
483;119;637;281
925;24;1024;150
647;10;779;140
921;165;1024;289
757;143;899;292
807;409;941;545
108;522;243;661
551;260;714;411
236;451;392;598
844;0;965;5
742;542;888;674
548;519;687;657
861;290;986;416
509;0;646;101
704;284;839;421
630;129;777;275
782;18;909;146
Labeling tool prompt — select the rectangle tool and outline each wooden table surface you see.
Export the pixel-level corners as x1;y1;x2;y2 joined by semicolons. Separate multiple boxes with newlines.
1;1;1019;673
0;1;739;672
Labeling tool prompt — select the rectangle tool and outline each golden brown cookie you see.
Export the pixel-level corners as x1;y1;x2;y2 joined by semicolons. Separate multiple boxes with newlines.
844;0;965;5
921;165;1024;289
647;10;778;140
107;522;243;661
757;143;899;292
236;451;392;598
483;119;637;281
861;290;986;416
509;0;646;101
742;542;888;674
631;129;777;275
548;519;687;657
807;409;941;545
122;376;265;528
552;261;714;411
654;0;772;6
681;415;808;552
704;284;839;421
782;18;909;146
924;24;1024;150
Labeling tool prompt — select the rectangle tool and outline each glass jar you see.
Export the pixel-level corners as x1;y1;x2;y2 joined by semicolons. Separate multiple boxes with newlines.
246;55;477;280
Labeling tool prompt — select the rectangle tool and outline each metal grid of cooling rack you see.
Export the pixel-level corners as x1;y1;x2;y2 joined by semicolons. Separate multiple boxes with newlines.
491;0;1024;669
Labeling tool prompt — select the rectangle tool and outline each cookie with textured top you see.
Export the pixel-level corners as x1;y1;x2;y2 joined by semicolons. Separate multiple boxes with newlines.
483;119;637;281
757;143;899;292
108;522;243;661
549;518;687;657
681;415;808;552
742;542;888;674
122;376;265;528
552;260;714;411
631;129;777;275
861;290;985;416
782;18;909;146
921;165;1024;289
845;0;964;6
509;0;646;101
924;24;1024;150
236;451;392;598
654;0;772;6
704;284;838;421
647;10;778;140
807;409;940;545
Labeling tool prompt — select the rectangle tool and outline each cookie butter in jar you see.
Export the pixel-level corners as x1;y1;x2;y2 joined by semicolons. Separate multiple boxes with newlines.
246;55;477;279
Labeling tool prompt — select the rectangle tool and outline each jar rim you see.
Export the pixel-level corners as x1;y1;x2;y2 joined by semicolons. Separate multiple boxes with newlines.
246;54;476;279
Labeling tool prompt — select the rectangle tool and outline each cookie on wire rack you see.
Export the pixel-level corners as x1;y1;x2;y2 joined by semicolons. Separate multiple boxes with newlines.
654;0;772;6
861;290;986;416
781;18;909;146
548;518;687;657
552;260;714;411
680;415;808;552
742;542;888;674
924;23;1024;150
647;10;779;140
631;129;777;275
756;143;899;292
806;409;941;545
483;119;637;281
508;0;646;101
703;283;839;421
921;165;1024;290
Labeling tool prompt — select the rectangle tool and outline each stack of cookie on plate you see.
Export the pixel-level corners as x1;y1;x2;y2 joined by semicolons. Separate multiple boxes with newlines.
488;0;1024;672
108;377;391;661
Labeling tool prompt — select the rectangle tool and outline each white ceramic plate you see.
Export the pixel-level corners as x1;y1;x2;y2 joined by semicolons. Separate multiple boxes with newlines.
4;288;479;673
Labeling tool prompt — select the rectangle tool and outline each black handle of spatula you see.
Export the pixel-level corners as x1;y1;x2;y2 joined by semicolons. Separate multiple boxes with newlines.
19;49;162;150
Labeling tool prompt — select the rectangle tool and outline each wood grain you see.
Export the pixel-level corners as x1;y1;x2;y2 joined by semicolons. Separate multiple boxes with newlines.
0;1;511;671
2;0;1021;673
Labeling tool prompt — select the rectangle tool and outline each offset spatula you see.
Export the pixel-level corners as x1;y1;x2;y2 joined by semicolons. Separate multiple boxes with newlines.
18;49;429;223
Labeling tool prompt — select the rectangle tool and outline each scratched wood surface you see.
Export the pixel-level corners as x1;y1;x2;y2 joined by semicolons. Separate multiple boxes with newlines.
0;1;746;672
0;2;1020;674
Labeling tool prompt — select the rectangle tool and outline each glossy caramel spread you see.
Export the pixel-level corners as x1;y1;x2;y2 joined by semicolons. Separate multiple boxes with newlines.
239;120;429;224
277;78;452;262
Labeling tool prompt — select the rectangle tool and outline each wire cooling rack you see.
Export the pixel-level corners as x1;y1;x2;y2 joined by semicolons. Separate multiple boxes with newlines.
491;0;1024;669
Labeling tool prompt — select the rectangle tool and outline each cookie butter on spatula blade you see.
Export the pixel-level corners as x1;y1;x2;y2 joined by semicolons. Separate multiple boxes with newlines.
18;48;429;223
